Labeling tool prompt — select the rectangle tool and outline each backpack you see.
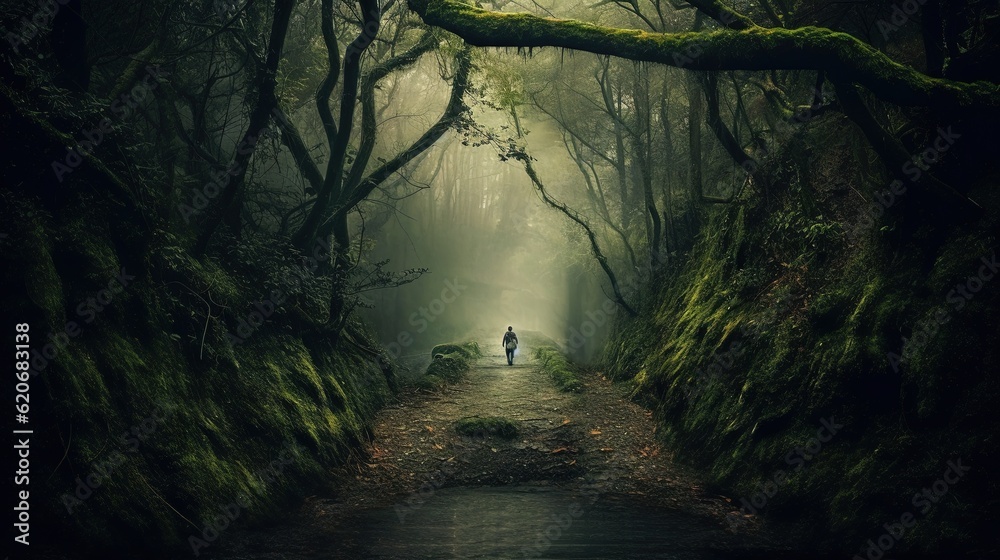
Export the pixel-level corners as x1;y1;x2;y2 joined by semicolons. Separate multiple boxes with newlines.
504;332;517;350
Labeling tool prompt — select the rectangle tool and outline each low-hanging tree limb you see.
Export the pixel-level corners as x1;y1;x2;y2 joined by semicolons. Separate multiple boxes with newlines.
405;0;999;117
520;154;639;318
562;130;640;272
507;101;637;316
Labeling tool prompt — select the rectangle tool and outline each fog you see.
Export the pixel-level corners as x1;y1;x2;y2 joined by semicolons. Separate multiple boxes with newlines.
358;85;603;359
350;46;641;361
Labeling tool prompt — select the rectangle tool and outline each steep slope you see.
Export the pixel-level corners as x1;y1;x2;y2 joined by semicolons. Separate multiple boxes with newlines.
2;77;393;557
605;113;999;555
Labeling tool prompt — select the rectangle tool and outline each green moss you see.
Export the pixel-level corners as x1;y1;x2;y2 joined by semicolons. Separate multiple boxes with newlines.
431;340;482;359
454;416;519;440
5;199;392;555
413;0;1000;114
601;115;1000;552
425;352;471;383
534;346;581;392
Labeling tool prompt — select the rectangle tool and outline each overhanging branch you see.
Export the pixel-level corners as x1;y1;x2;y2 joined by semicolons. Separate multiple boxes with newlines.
406;0;999;117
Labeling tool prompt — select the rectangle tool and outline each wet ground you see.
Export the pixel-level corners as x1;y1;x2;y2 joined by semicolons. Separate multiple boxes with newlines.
197;339;811;559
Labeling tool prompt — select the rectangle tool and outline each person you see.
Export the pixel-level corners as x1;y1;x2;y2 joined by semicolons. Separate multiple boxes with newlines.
502;326;518;366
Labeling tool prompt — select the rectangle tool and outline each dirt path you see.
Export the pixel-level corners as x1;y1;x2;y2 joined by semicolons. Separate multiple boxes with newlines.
206;341;775;559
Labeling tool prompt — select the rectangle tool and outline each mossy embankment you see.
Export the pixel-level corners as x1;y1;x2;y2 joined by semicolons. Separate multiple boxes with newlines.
2;192;394;556
605;116;999;554
534;346;582;391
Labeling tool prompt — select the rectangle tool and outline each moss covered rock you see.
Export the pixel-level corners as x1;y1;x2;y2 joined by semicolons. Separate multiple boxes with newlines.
425;352;471;383
431;340;482;359
454;416;520;440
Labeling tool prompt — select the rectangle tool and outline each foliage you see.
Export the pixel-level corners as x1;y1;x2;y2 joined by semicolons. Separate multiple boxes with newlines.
534;346;582;392
1;196;392;553
603;114;1000;553
425;351;472;383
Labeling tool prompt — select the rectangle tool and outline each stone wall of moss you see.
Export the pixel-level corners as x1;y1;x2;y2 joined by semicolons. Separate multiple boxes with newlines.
3;195;393;555
604;117;999;554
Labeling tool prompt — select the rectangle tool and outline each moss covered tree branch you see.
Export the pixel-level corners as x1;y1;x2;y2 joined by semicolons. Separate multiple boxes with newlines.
406;0;999;116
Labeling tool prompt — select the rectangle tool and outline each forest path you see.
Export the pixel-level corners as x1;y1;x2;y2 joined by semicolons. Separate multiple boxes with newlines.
206;341;794;559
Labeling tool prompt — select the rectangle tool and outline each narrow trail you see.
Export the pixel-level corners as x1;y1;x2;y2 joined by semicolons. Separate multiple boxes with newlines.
207;341;793;559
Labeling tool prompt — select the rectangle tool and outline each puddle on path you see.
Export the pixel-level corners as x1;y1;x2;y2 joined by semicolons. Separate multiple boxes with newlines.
336;485;780;559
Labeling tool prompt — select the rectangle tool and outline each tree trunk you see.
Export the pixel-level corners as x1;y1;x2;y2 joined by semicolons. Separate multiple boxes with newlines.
194;0;297;256
293;0;382;250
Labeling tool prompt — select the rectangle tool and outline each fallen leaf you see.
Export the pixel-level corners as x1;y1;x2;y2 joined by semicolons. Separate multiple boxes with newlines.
590;430;602;435
425;425;434;433
599;447;614;452
433;443;444;450
551;447;568;454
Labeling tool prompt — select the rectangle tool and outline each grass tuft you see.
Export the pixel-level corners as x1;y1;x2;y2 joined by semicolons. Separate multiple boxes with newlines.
534;346;582;392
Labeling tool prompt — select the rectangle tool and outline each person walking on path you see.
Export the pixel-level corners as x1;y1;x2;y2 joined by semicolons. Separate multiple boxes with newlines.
502;326;518;366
